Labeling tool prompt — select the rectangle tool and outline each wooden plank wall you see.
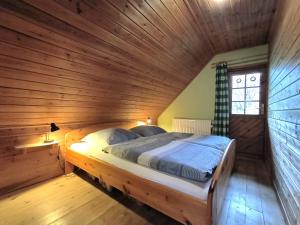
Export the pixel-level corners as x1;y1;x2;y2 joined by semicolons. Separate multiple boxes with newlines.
267;0;300;224
0;0;276;193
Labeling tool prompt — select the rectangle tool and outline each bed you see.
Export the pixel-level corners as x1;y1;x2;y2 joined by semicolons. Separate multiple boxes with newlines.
64;122;236;225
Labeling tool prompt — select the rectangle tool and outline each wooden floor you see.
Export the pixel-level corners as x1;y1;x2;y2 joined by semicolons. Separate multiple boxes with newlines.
0;160;286;225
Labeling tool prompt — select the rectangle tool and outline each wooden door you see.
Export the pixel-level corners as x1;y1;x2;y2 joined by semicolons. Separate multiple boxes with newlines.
229;66;267;160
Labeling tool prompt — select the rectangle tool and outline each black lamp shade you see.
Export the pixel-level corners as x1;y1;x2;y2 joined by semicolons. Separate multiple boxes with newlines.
50;123;60;132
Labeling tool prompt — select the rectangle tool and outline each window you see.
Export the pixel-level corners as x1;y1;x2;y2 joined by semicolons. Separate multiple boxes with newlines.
231;72;262;115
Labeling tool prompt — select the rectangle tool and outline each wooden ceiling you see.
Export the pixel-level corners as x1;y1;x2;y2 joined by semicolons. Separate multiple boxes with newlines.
0;0;277;137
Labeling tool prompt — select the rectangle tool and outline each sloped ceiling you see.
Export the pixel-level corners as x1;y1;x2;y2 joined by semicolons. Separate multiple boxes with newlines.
0;0;277;135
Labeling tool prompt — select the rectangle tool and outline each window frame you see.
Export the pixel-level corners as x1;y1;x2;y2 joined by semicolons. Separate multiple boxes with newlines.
229;65;267;118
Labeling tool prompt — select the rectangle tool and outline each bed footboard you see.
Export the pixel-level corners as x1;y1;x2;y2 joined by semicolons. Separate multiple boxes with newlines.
65;149;210;225
208;139;236;225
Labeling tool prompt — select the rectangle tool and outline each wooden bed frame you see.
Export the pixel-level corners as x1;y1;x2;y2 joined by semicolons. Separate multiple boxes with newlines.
64;122;236;225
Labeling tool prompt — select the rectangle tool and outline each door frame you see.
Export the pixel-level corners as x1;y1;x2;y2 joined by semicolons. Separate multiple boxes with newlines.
228;63;268;160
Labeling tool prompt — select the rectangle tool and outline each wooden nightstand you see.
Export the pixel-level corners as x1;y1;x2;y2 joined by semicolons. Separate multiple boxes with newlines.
14;140;60;155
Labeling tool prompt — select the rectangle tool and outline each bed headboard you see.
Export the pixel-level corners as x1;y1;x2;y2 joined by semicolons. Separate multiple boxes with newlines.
64;121;137;149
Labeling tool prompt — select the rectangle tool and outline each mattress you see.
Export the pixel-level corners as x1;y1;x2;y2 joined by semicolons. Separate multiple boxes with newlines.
70;142;211;200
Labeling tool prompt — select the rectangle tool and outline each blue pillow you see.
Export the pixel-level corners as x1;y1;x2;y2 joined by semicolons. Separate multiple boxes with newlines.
130;125;166;137
110;128;140;144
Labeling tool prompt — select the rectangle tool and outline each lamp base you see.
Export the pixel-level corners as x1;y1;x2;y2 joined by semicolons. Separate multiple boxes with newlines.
44;139;54;143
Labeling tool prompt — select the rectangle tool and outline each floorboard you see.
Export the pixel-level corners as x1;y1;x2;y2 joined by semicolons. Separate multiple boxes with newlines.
0;160;286;225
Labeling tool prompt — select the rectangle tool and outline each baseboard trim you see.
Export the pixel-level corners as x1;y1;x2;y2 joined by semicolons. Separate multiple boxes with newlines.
273;181;292;225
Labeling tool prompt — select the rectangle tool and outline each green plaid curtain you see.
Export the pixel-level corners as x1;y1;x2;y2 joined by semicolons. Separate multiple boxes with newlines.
213;63;229;136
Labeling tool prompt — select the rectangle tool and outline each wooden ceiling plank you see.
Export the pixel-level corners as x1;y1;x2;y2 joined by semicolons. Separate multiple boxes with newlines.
0;54;180;102
126;0;201;72
0;95;167;111
55;0;195;80
0;2;182;89
194;0;228;52
181;0;216;52
166;0;212;56
0;27;183;93
0;41;181;98
0;74;174;106
146;0;198;54
146;0;202;53
22;0;192;84
129;0;203;65
0;8;148;76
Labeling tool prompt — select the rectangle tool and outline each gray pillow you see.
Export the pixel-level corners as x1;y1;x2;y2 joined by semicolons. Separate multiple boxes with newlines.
130;125;166;137
82;128;140;149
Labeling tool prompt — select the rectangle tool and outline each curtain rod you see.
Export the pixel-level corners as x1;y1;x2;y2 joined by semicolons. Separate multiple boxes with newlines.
211;53;268;69
211;53;268;66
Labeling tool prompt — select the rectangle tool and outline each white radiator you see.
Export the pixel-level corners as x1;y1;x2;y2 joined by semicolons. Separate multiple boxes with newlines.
172;118;212;135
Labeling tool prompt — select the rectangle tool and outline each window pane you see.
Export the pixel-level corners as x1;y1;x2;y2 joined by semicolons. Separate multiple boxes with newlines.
245;101;259;115
232;88;245;101
232;75;245;88
246;73;261;87
246;87;260;101
232;102;244;114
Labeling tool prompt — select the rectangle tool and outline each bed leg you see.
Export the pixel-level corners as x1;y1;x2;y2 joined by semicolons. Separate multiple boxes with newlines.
100;180;113;192
65;161;74;174
104;183;113;192
88;173;97;181
135;199;144;206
